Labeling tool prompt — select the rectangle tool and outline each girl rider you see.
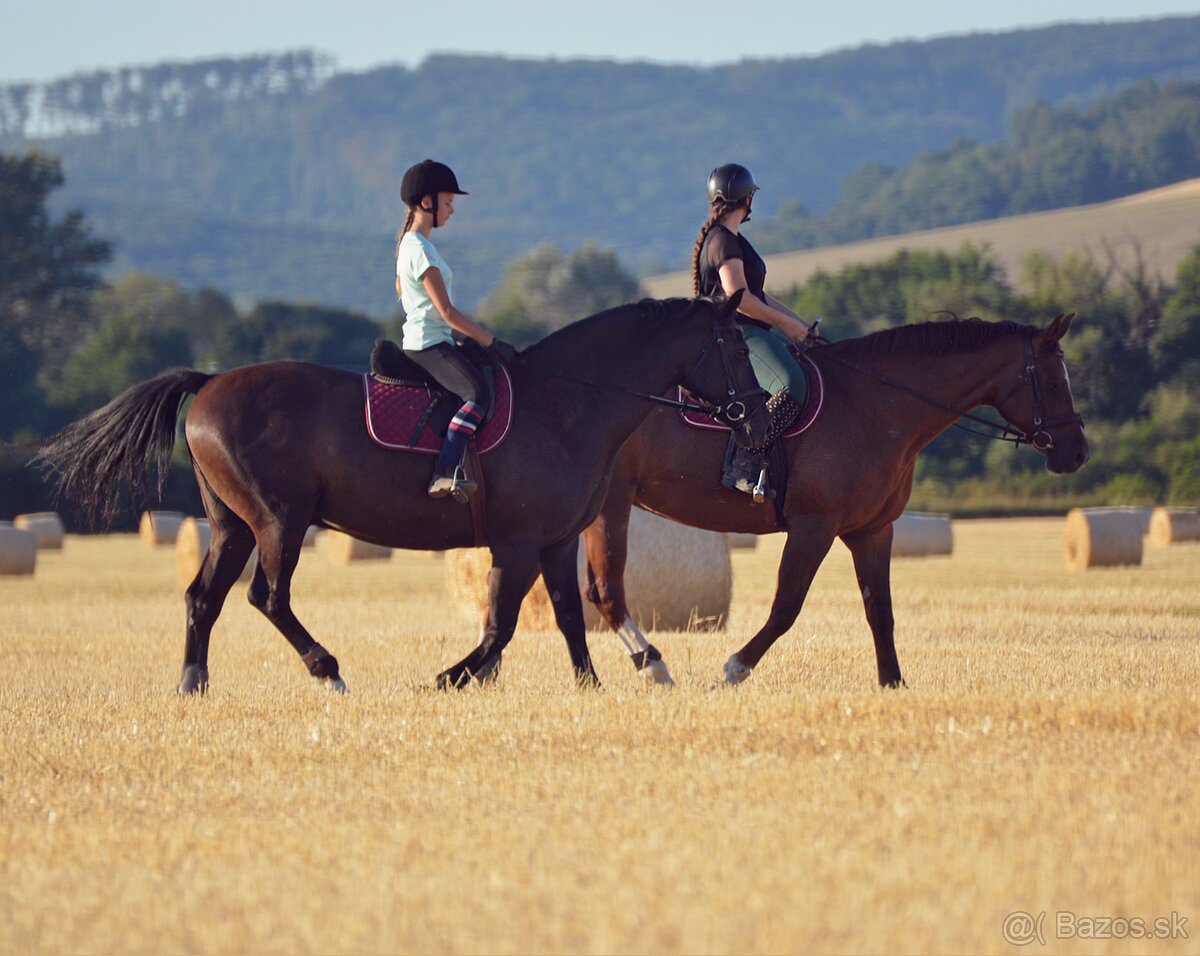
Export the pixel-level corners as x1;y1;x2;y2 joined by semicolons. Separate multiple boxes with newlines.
395;159;516;501
692;163;818;497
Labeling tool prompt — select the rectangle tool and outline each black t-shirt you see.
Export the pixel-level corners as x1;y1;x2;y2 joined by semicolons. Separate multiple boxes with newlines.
697;225;769;320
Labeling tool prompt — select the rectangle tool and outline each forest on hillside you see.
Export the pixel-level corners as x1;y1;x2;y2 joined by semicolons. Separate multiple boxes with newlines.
2;17;1200;313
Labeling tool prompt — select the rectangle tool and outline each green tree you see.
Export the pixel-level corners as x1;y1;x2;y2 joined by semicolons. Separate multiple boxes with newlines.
54;315;193;415
210;301;383;369
477;243;642;347
0;150;110;378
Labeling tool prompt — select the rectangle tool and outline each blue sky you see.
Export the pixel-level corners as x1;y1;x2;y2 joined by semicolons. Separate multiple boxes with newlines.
4;0;1198;83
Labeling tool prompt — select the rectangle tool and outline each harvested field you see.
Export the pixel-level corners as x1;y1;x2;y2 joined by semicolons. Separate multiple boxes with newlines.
1;518;1197;954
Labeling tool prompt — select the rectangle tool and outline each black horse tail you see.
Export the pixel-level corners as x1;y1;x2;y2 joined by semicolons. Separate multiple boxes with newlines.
34;368;215;526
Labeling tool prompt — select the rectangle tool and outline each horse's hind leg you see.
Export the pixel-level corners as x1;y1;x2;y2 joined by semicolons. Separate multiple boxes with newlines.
540;536;600;688
842;524;905;688
248;518;345;692
582;496;674;686
179;492;256;695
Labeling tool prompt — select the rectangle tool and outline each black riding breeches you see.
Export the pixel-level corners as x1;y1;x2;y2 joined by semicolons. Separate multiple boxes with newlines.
402;341;493;417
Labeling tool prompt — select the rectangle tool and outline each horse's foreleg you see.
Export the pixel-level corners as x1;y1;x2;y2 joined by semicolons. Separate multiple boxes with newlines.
249;520;345;692
724;527;835;685
540;536;600;688
582;507;674;686
842;524;905;688
437;539;540;689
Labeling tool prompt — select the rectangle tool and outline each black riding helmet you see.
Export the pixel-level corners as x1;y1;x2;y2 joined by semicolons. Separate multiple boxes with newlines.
401;159;468;228
707;163;759;207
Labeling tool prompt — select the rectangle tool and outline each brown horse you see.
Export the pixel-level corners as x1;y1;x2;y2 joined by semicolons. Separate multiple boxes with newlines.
577;313;1088;687
36;293;771;694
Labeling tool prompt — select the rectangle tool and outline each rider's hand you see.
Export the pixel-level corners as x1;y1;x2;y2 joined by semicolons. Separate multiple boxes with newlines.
489;338;518;365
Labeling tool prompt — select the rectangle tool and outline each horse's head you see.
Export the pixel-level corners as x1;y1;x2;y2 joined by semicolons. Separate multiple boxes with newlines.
994;313;1090;474
683;291;773;449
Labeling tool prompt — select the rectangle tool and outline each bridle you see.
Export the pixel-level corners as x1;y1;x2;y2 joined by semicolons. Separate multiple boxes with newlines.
681;316;770;426
817;328;1084;451
988;330;1085;451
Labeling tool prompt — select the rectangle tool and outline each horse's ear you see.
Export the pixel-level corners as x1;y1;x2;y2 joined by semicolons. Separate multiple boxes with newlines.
1040;312;1074;351
721;289;745;321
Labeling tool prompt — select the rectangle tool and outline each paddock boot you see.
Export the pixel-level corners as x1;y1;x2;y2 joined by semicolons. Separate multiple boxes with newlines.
427;448;477;503
721;435;765;499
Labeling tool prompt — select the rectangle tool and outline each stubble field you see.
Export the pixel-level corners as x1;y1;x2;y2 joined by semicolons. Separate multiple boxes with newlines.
1;518;1197;954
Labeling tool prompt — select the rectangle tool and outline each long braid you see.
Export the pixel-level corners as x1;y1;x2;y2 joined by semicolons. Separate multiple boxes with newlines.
691;200;737;296
394;207;417;298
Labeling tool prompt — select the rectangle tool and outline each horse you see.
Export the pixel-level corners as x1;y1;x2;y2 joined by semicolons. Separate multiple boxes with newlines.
575;312;1089;687
35;292;772;694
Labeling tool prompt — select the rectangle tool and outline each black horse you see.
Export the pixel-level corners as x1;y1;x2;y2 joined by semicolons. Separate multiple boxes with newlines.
37;293;770;694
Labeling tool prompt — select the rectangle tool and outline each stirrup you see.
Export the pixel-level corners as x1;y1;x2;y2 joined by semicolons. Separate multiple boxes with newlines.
752;465;775;505
428;463;477;503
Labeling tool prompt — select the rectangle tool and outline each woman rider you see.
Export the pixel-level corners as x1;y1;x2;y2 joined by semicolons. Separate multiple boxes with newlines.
395;159;516;501
693;163;817;497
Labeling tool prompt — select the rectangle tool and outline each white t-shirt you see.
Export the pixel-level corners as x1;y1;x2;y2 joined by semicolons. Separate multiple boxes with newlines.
396;231;455;350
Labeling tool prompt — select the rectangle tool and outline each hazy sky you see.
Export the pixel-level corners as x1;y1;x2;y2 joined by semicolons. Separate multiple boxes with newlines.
4;0;1198;83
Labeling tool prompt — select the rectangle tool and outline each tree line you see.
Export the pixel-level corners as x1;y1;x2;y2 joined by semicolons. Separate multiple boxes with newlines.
5;19;1200;315
752;80;1200;253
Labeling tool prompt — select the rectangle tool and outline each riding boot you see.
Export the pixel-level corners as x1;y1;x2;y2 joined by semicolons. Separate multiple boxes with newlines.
428;444;477;503
721;435;764;496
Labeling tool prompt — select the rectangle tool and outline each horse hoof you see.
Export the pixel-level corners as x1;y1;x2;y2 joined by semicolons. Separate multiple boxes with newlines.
177;665;208;696
472;655;501;685
637;659;676;687
722;656;753;686
322;676;348;694
436;669;467;691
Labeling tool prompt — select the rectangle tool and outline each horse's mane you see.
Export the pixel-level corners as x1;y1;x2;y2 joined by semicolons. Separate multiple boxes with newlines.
825;316;1037;361
522;297;697;360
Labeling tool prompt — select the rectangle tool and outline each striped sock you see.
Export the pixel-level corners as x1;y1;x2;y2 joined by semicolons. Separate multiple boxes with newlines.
439;401;485;467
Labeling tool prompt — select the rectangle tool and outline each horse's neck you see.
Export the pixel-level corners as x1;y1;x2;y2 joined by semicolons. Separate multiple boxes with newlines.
846;338;1019;450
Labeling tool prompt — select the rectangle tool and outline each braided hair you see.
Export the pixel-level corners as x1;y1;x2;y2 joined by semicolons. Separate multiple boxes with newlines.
394;207;418;299
691;199;740;296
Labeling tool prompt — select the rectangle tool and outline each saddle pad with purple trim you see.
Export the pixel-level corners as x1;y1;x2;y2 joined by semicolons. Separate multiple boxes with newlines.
363;366;514;454
678;352;825;438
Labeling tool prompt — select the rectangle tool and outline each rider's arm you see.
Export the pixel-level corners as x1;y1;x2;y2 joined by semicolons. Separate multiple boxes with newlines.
717;259;814;342
421;267;496;347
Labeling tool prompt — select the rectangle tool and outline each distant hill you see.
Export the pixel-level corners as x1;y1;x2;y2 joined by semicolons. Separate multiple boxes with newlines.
644;178;1200;299
3;17;1200;314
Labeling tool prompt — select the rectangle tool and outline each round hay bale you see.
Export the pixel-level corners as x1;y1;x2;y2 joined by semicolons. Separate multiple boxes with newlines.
14;512;64;550
1120;506;1153;535
1063;508;1143;569
446;509;732;633
176;517;257;587
139;510;184;547
892;512;953;558
322;530;391;564
725;533;758;550
0;526;37;575
1148;507;1200;546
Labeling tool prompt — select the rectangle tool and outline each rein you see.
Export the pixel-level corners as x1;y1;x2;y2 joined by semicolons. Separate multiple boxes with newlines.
813;329;1082;450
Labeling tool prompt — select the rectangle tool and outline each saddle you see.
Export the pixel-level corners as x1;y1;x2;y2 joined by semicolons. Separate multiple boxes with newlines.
364;339;513;455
